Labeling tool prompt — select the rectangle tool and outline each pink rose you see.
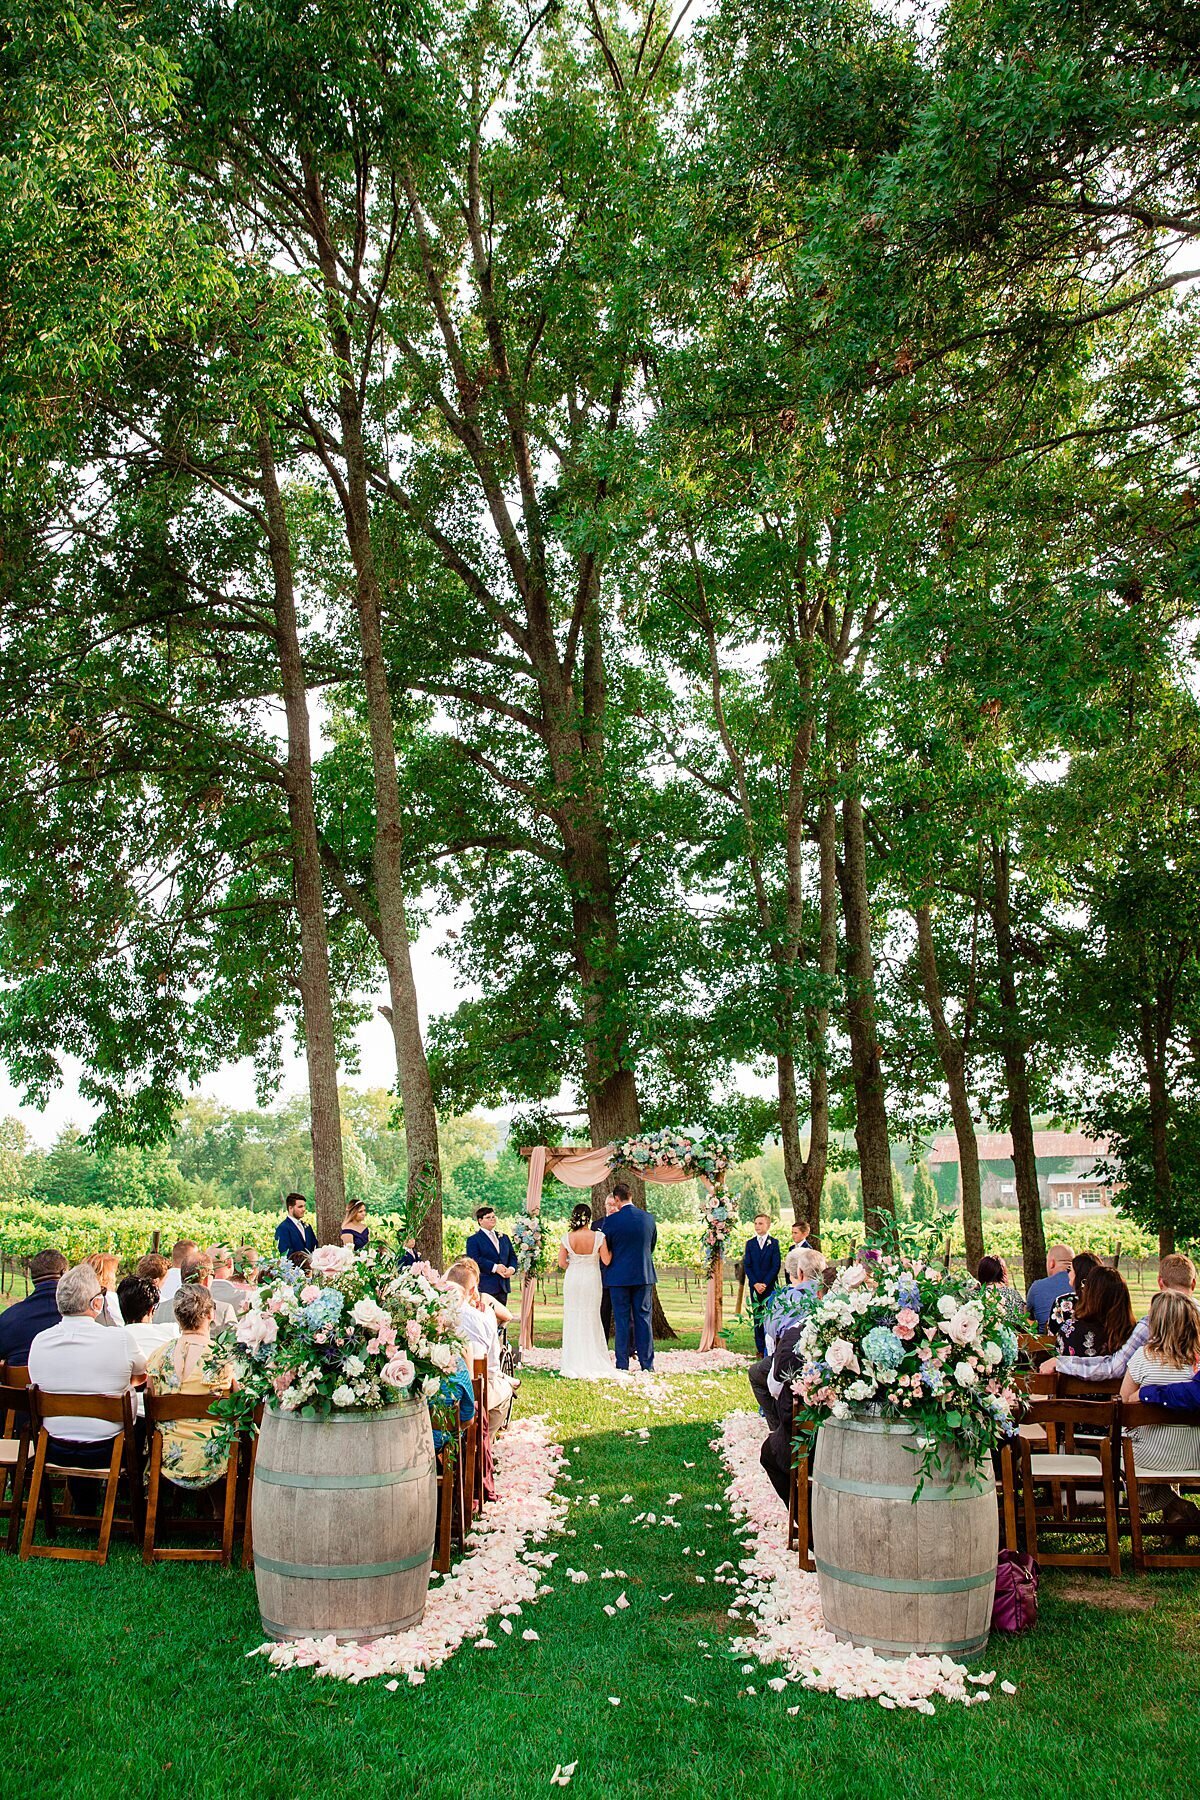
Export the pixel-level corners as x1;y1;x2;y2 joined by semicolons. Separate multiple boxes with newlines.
381;1354;416;1392
842;1265;868;1289
825;1338;859;1375
236;1310;278;1349
405;1320;422;1347
300;1285;319;1304
310;1244;354;1276
894;1308;919;1341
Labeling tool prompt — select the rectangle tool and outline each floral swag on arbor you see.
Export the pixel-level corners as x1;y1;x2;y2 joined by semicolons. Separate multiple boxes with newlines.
520;1128;736;1354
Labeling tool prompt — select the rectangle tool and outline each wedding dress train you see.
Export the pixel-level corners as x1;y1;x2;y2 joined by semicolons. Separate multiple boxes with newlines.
559;1235;616;1379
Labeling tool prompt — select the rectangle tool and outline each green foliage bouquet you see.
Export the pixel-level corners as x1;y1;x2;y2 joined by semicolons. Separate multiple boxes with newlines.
512;1214;545;1280
609;1129;733;1188
229;1247;466;1417
792;1254;1019;1479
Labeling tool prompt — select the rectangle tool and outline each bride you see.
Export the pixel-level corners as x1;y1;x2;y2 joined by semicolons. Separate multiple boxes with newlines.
557;1203;616;1380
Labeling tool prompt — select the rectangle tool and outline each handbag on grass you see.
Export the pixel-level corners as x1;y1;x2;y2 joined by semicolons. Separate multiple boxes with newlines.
991;1549;1039;1632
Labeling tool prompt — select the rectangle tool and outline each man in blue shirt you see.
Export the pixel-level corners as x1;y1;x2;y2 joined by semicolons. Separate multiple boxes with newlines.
0;1249;67;1366
1026;1243;1074;1331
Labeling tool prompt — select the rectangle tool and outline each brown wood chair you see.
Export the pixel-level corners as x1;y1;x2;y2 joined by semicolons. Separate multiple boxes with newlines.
21;1389;142;1565
1018;1397;1121;1575
434;1399;465;1575
1018;1333;1055;1363
471;1358;490;1516
787;1430;814;1573
1120;1401;1200;1571
0;1369;35;1553
239;1402;263;1571
142;1391;240;1565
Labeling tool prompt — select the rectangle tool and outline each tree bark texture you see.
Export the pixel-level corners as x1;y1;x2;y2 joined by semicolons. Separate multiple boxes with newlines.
259;435;347;1244
838;767;894;1238
914;904;984;1271
989;839;1046;1293
1139;993;1175;1257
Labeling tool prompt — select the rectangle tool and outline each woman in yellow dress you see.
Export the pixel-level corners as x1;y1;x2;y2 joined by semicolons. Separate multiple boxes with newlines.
145;1286;236;1488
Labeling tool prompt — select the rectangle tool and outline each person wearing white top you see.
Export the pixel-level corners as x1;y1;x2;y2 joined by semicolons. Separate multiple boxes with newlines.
117;1274;179;1365
28;1263;147;1450
445;1260;516;1434
159;1238;197;1307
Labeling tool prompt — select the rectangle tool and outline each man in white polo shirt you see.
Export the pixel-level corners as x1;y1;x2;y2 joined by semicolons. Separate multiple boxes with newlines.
28;1262;147;1469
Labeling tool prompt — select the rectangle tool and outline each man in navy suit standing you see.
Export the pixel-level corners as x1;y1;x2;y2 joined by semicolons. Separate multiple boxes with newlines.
744;1212;782;1357
466;1206;516;1305
599;1183;657;1372
275;1192;317;1261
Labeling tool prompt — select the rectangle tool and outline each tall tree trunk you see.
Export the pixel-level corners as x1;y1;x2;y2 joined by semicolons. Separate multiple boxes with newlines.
259;435;347;1244
989;838;1046;1292
838;757;894;1238
1139;993;1175;1256
914;904;984;1270
304;159;442;1264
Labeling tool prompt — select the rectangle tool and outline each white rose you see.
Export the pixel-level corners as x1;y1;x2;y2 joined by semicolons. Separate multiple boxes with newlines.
937;1295;958;1318
982;1341;1003;1367
331;1384;357;1407
351;1297;391;1333
421;1376;440;1398
846;1380;874;1401
946;1305;983;1346
342;1355;365;1377
430;1343;454;1372
954;1362;978;1388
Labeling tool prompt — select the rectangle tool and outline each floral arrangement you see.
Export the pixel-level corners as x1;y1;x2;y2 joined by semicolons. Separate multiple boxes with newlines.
700;1190;735;1274
512;1214;545;1281
225;1246;467;1417
609;1129;733;1190
790;1254;1019;1477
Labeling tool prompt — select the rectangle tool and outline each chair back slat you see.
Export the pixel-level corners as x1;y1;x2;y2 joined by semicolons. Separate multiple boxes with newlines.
1020;1396;1115;1428
145;1391;226;1425
32;1391;134;1427
1121;1400;1200;1430
0;1365;32;1390
1058;1374;1122;1399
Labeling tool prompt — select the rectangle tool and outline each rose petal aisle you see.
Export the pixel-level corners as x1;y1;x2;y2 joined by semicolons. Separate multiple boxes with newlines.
519;1347;748;1374
248;1415;567;1685
715;1410;1017;1714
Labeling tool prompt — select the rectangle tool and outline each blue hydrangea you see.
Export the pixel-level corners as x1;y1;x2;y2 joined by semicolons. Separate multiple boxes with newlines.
997;1326;1018;1366
895;1279;921;1311
862;1326;906;1369
302;1288;344;1329
921;1364;945;1394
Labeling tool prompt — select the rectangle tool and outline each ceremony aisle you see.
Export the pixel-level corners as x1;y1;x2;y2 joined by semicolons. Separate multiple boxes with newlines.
0;1366;1197;1800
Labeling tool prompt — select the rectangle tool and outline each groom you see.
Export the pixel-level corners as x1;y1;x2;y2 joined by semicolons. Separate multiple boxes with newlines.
600;1183;657;1372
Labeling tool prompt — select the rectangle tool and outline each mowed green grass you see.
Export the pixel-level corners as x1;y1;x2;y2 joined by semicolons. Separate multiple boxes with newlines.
1;1366;1198;1800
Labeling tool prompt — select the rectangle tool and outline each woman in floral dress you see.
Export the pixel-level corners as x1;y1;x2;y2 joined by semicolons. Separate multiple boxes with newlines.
145;1286;236;1488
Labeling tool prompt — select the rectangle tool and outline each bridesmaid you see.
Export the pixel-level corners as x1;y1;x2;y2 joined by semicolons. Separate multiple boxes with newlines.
339;1200;370;1253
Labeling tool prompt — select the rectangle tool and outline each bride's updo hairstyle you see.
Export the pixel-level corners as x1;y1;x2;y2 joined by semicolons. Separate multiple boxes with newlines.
570;1203;593;1231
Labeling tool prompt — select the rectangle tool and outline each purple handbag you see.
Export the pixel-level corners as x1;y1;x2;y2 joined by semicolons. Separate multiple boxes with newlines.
991;1549;1039;1633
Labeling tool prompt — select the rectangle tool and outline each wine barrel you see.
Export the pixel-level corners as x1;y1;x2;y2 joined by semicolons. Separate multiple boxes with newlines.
811;1414;998;1658
252;1399;436;1642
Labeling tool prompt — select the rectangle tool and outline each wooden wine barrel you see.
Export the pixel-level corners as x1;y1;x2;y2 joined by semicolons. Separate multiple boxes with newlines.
252;1399;436;1642
811;1415;998;1659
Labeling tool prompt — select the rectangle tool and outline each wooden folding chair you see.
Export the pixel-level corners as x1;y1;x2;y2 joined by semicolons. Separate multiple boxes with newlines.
472;1358;489;1516
142;1392;240;1565
1018;1397;1121;1575
0;1370;35;1553
240;1402;263;1571
434;1400;464;1575
21;1389;142;1565
787;1431;814;1572
1120;1401;1200;1571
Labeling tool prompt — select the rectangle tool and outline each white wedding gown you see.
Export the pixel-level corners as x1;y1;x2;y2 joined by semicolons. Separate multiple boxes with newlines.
559;1234;616;1380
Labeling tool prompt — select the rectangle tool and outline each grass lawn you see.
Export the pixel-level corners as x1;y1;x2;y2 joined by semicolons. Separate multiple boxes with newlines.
2;1360;1199;1800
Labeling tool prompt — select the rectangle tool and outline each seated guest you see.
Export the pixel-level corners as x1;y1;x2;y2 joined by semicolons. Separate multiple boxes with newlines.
340;1201;370;1253
86;1252;123;1327
1047;1252;1102;1339
145;1286;236;1489
1026;1243;1075;1331
160;1239;196;1306
0;1248;66;1366
975;1255;1029;1327
227;1247;260;1306
207;1246;241;1311
152;1252;237;1330
749;1248;823;1429
135;1254;169;1296
118;1276;178;1359
431;1356;476;1452
444;1258;518;1436
1121;1290;1200;1525
275;1193;317;1260
1056;1264;1134;1361
1048;1253;1197;1380
759;1302;815;1505
27;1263;147;1469
744;1213;783;1358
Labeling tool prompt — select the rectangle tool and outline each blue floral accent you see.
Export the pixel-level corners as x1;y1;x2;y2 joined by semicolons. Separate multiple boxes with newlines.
895;1278;921;1310
921;1364;945;1394
302;1288;344;1329
862;1326;906;1369
997;1325;1018;1366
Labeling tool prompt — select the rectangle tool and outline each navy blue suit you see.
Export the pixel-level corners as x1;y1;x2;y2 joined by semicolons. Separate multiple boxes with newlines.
275;1214;317;1259
467;1229;515;1304
600;1204;657;1371
1140;1370;1200;1411
744;1234;782;1356
0;1276;61;1367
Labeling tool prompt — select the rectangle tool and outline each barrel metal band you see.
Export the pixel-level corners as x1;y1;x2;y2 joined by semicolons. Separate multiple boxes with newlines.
832;1420;935;1439
254;1548;431;1581
255;1463;433;1492
831;1629;990;1657
266;1402;418;1424
813;1471;980;1503
815;1556;996;1595
260;1615;421;1640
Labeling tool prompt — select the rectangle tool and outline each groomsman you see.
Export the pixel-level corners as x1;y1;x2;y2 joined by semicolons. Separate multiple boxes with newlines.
275;1192;317;1260
744;1213;782;1357
466;1206;517;1305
